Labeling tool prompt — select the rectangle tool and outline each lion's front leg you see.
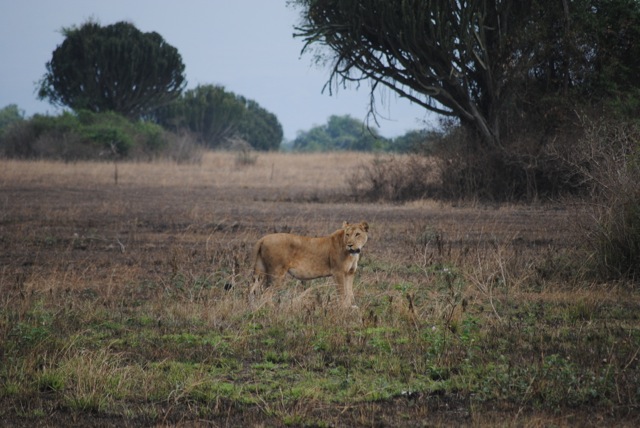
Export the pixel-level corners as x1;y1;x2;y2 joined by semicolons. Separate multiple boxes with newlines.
333;271;356;308
343;273;356;308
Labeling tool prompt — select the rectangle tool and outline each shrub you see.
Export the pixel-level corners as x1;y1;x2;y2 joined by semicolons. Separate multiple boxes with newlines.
430;122;586;202
350;154;437;201
0;110;194;162
156;131;203;164
575;119;640;280
352;122;583;202
0;112;86;159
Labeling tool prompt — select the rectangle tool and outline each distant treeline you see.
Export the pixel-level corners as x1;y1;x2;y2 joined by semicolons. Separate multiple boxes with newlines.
287;114;434;153
0;20;285;160
0;102;424;162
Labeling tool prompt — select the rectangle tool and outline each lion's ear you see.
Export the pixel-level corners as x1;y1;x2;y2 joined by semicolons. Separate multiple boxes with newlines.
342;221;349;229
360;221;369;232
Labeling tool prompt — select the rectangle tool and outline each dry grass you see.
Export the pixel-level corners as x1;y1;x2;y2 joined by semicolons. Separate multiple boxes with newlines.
0;151;375;191
1;152;639;427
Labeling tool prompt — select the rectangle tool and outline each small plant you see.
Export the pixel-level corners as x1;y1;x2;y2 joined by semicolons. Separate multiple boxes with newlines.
350;154;436;201
37;371;66;392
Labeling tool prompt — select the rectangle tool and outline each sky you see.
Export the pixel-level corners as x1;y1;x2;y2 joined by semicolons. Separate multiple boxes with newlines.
0;0;435;141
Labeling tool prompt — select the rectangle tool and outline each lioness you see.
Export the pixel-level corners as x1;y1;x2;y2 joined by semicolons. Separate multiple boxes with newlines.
250;221;369;308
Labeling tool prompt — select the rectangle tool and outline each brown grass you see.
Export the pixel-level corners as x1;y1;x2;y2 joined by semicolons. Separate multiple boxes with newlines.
0;151;373;190
1;152;639;427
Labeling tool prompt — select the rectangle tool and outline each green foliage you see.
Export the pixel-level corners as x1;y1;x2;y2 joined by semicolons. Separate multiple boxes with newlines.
154;85;282;151
38;20;186;119
154;84;245;148
236;98;283;151
576;0;640;109
0;110;170;160
0;104;25;136
79;112;134;156
292;115;388;152
391;129;441;154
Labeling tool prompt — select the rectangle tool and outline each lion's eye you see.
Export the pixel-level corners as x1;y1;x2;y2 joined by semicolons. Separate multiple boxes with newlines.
355;233;360;237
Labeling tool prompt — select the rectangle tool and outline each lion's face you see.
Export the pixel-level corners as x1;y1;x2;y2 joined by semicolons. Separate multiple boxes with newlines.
343;221;369;255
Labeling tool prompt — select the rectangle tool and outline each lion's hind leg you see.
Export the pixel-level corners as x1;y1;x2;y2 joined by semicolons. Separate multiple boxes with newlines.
249;245;286;307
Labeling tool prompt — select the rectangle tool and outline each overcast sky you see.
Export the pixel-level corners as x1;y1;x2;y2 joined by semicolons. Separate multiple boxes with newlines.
0;0;435;141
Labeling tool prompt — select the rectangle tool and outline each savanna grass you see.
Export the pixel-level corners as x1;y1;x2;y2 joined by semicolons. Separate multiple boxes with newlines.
0;153;639;426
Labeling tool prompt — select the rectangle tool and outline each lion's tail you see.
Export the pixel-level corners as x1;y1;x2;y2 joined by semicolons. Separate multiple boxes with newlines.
251;238;265;275
249;238;265;302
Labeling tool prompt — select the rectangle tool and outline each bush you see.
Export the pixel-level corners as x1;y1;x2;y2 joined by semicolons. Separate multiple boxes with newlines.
431;121;587;202
0;110;199;162
575;119;640;280
352;122;584;203
1;112;87;159
350;154;437;201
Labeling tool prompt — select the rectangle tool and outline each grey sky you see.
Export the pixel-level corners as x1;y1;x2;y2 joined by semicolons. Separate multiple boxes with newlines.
0;0;433;141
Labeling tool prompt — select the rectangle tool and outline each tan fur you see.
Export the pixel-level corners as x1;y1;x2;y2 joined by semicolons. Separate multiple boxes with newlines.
250;221;369;308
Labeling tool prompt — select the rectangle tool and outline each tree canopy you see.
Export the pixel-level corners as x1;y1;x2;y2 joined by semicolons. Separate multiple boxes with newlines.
0;104;24;136
153;85;245;148
153;84;282;151
38;20;186;119
291;0;640;148
236;98;283;151
292;115;387;151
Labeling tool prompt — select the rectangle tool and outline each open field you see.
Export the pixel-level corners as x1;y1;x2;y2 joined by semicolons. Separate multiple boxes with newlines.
1;152;639;426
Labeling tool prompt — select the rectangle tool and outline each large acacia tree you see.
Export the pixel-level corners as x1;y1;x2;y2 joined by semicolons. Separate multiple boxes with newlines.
38;21;186;119
291;0;640;149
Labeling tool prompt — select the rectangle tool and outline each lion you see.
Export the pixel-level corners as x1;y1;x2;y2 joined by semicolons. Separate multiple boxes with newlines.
250;221;369;308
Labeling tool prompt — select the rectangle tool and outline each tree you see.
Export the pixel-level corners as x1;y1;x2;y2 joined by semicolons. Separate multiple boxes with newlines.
392;129;441;154
291;0;640;148
154;85;245;148
0;104;24;135
587;0;640;116
291;0;640;200
236;98;283;151
38;20;186;119
293;114;387;151
154;84;283;150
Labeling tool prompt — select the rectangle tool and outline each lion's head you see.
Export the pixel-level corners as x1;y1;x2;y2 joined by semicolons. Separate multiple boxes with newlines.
342;221;369;255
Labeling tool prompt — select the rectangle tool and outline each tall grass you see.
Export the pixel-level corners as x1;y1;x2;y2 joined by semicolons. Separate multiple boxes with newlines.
0;151;375;191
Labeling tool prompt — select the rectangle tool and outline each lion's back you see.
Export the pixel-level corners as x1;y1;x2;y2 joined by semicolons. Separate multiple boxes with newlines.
256;233;334;271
